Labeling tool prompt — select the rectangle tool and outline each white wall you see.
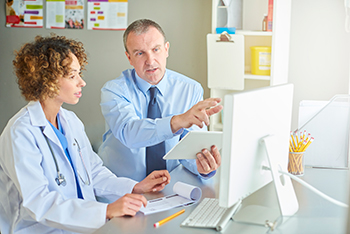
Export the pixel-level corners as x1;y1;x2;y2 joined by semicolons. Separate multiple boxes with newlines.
289;0;350;130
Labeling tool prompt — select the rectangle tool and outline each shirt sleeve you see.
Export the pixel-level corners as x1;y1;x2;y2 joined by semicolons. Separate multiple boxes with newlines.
178;82;218;178
101;81;179;149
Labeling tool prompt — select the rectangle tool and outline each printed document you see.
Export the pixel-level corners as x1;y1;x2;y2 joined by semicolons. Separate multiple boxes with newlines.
139;182;202;215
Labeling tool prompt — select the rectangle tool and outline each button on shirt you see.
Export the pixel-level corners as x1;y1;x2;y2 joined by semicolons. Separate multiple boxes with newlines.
98;69;212;182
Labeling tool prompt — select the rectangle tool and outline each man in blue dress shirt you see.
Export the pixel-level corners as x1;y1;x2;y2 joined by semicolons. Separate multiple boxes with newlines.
98;19;223;182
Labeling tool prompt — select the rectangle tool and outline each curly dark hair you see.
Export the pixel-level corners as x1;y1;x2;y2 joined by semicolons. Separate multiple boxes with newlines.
13;34;88;101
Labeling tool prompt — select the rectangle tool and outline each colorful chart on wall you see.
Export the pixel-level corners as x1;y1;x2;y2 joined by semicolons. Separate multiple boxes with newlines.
65;0;84;29
6;0;43;28
46;0;84;29
46;0;65;29
87;0;127;30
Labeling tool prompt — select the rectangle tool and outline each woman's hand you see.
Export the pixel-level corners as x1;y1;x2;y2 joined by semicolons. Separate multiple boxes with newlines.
132;170;171;194
106;193;147;219
106;170;171;219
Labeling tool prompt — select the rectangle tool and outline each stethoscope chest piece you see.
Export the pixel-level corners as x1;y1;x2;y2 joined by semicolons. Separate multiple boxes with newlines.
55;173;67;186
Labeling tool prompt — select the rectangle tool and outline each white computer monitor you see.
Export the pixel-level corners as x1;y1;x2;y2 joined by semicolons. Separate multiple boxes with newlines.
219;83;299;224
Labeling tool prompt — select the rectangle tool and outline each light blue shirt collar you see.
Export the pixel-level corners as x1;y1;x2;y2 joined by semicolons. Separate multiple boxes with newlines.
134;70;167;97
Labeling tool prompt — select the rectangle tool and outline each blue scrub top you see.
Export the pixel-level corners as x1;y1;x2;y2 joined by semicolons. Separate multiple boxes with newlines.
49;116;83;199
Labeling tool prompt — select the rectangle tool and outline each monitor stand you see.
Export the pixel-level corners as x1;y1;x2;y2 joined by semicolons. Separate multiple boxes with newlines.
233;135;299;230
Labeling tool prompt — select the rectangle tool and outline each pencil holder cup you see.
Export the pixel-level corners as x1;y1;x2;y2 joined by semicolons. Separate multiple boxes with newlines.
288;152;305;176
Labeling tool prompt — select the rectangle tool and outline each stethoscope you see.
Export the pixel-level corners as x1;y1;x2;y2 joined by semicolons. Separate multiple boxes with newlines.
42;131;91;187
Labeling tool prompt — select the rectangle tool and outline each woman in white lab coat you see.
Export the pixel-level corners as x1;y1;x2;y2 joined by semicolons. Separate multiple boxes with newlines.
0;34;171;234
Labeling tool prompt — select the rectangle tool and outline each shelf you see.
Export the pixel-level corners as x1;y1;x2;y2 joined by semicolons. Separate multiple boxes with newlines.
235;30;272;36
216;31;272;36
244;66;271;80
244;73;270;80
209;0;292;131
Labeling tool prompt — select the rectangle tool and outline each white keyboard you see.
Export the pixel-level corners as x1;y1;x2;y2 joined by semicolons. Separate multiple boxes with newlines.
181;198;227;228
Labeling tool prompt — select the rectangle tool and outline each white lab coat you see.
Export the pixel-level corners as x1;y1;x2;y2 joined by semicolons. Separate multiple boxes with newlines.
0;101;138;234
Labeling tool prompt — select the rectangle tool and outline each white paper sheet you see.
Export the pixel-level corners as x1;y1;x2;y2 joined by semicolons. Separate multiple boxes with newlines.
139;182;202;215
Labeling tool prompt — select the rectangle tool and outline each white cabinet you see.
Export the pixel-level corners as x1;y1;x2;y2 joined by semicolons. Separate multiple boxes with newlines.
208;0;292;131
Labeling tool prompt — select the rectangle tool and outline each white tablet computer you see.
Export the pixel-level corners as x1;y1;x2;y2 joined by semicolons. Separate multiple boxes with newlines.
163;131;223;160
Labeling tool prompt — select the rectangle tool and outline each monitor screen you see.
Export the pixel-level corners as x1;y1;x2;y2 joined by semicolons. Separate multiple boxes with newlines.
219;84;294;209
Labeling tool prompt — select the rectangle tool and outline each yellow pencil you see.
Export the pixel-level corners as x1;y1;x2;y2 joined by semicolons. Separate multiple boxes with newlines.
154;209;185;228
304;133;311;142
299;132;310;151
290;132;297;150
297;131;304;149
302;137;314;152
289;134;294;152
298;140;307;152
295;132;300;145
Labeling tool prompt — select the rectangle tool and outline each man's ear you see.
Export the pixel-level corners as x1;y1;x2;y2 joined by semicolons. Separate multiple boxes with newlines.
165;41;170;58
125;51;132;65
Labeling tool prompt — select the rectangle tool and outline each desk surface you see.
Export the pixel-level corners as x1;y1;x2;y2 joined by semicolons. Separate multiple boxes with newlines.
93;166;349;234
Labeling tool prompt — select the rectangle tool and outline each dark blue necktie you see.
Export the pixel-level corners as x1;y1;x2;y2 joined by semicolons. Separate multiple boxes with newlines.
146;87;166;175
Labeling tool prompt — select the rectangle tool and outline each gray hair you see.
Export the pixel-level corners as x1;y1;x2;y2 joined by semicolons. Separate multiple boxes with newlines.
123;19;166;53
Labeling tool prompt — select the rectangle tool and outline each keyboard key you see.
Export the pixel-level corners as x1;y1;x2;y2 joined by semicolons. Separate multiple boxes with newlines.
181;198;228;228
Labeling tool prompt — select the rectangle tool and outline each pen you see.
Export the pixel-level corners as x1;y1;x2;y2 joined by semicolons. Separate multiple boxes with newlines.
154;209;185;228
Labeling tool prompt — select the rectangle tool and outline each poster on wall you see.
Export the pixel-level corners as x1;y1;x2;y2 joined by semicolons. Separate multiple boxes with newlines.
87;0;127;30
6;0;43;28
46;0;84;29
65;0;84;29
46;0;65;29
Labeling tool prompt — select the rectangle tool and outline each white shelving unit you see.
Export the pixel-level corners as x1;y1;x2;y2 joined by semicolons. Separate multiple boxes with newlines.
208;0;292;131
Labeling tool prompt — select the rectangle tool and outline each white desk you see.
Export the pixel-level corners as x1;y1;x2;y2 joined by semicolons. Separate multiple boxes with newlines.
273;168;348;234
93;166;349;234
